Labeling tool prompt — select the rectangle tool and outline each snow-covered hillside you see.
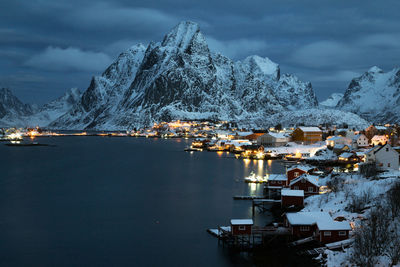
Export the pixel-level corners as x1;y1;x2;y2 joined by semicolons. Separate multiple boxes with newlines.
336;66;400;123
320;93;343;108
0;88;34;127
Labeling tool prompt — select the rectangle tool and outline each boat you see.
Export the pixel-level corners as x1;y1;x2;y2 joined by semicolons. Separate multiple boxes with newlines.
184;146;203;152
5;141;50;147
244;172;266;183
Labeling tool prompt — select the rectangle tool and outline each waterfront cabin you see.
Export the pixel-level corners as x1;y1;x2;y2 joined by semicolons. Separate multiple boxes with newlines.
287;167;309;183
230;219;253;236
267;174;288;187
289;174;320;196
257;132;290;147
281;189;304;208
315;221;351;244
291;127;322;144
371;135;388;146
365;144;399;171
284;212;331;239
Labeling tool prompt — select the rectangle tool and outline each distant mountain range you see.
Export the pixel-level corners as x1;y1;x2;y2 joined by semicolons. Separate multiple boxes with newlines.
3;21;397;130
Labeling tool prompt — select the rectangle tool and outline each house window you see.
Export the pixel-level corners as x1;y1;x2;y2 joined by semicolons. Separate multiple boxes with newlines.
386;148;389;152
324;231;331;236
294;186;299;190
339;231;347;236
388;163;391;167
294;172;299;177
308;187;314;192
301;179;306;183
238;226;246;231
300;226;309;231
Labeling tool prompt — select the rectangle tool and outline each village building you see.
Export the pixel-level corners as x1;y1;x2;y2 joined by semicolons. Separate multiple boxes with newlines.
332;144;350;155
234;131;254;140
289;174;320;196
230;219;253;236
286;166;316;183
371;135;388;146
266;174;288;187
284;212;331;239
291;127;322;144
257;132;290;147
315;221;352;244
351;134;369;148
284;212;352;243
281;189;304;208
338;152;360;163
326;136;351;148
365;143;400;171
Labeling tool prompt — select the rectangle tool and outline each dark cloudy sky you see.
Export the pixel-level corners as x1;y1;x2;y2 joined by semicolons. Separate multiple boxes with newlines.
1;0;399;104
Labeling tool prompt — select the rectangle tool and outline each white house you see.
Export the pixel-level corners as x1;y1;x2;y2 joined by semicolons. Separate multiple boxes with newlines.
351;134;369;148
365;144;399;171
257;132;290;147
371;135;388;146
326;136;351;148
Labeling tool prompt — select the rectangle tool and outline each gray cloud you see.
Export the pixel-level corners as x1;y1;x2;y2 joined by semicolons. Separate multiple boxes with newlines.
25;46;112;72
1;0;400;103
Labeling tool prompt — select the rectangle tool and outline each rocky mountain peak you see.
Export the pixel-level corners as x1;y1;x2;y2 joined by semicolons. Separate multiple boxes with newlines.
368;66;383;73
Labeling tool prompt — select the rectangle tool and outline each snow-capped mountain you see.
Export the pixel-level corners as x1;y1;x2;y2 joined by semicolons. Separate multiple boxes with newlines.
0;88;34;127
28;88;82;127
0;88;81;127
336;66;400;123
51;21;322;130
320;93;344;108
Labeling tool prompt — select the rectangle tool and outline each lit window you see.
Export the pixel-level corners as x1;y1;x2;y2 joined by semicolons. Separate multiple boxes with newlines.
339;231;346;236
324;231;331;236
300;226;309;231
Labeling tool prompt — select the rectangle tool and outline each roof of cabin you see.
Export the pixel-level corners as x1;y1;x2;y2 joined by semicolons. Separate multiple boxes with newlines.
231;219;253;225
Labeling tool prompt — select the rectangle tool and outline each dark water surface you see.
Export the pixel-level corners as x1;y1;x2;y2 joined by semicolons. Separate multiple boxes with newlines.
0;137;286;266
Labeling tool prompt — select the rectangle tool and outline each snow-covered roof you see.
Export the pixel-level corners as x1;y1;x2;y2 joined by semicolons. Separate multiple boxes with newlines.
231;219;253;225
339;152;355;158
298;127;322;133
333;144;348;149
327;136;345;141
285;212;331;225
290;174;319;187
316;221;352;231
375;126;387;130
281;189;304;197
371;135;388;140
267;174;287;181
268;132;289;139
236;131;253;136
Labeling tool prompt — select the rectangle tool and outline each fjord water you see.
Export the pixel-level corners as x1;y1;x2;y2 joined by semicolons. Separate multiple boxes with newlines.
0;137;285;266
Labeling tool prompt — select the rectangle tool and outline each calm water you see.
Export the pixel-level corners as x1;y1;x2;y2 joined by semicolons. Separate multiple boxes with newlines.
0;137;286;266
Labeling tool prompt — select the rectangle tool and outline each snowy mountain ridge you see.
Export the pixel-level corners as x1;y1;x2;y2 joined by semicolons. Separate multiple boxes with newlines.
336;66;400;123
50;21;330;130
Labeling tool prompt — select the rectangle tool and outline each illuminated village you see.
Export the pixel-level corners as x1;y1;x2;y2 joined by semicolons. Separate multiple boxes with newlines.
2;121;400;265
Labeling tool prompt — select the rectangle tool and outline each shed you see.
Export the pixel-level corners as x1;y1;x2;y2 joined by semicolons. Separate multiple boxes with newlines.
281;189;304;208
230;219;253;236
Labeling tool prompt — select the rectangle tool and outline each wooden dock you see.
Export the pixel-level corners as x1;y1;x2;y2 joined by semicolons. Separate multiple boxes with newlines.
252;199;281;214
233;195;264;200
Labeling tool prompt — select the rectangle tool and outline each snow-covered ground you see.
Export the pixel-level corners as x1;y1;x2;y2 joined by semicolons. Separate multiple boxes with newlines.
264;142;326;157
302;170;400;266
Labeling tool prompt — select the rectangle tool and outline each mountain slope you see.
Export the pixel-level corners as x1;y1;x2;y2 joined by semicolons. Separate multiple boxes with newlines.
336;66;400;123
51;21;322;130
0;88;34;127
320;93;344;108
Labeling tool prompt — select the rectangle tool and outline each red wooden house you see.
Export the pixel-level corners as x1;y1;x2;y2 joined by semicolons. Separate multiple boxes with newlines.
284;212;332;239
289;174;320;196
281;189;304;208
316;221;352;244
230;219;253;236
287;167;308;183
